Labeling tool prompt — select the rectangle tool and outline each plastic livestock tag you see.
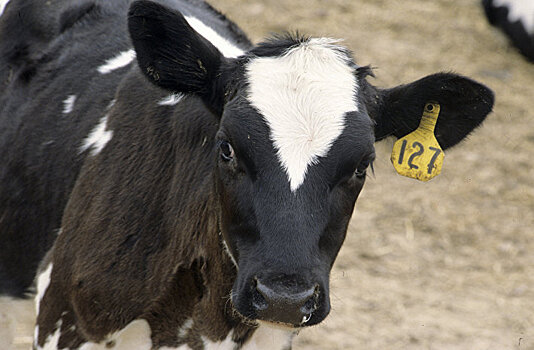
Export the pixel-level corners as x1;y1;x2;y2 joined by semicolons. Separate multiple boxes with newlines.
390;102;444;181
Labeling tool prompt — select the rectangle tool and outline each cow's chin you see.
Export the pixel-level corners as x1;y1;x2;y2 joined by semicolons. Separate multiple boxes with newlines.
256;320;301;331
231;306;301;329
232;306;328;330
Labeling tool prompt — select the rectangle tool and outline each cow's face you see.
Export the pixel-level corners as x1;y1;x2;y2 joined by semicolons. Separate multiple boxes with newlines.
129;0;494;329
213;39;375;327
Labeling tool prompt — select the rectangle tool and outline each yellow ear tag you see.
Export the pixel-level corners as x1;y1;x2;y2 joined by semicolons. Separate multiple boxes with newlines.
390;102;444;181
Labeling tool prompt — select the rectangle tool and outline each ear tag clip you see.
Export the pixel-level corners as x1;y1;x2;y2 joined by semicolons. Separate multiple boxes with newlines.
390;102;444;181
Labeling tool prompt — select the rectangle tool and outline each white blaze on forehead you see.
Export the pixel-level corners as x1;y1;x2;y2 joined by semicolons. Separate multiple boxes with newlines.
97;49;136;74
35;263;53;315
246;38;358;191
493;0;534;34
184;16;245;58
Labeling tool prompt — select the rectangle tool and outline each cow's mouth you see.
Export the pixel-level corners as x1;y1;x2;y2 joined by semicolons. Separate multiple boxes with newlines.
231;279;328;328
257;319;302;331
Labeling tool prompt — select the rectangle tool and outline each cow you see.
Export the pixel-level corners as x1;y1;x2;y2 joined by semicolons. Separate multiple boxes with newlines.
0;0;494;349
482;0;534;61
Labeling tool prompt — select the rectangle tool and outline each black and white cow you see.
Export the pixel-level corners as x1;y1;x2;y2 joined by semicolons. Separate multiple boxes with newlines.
483;0;534;61
0;0;494;349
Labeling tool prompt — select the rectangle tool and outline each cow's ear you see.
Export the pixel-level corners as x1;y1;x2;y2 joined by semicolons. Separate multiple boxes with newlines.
367;73;494;149
128;0;224;110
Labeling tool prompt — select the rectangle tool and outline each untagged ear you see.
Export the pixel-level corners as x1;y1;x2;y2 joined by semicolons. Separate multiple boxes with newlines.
368;73;494;149
128;0;224;106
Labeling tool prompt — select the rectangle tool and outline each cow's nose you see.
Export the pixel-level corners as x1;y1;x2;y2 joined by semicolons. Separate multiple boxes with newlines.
252;278;319;326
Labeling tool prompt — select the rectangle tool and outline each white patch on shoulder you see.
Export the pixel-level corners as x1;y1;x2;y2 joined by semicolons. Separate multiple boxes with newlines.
79;319;152;350
241;323;295;350
36;319;62;350
184;16;245;58
62;95;77;114
80;115;113;156
493;0;534;34
246;38;358;191
178;318;194;339
97;49;136;74
157;318;194;349
0;0;10;16
158;93;184;106
202;330;237;350
35;263;53;315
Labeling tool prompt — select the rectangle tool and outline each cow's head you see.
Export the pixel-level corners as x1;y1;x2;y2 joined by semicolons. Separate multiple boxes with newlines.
128;1;493;328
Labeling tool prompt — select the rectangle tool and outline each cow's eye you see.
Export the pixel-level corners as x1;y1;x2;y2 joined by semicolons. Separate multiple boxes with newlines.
219;141;234;161
355;167;367;179
355;157;373;179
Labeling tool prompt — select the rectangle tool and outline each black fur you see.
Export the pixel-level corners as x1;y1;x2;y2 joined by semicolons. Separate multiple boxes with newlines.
363;72;495;149
129;1;223;94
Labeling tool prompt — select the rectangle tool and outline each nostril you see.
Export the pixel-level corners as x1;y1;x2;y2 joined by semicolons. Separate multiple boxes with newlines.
300;284;319;321
253;278;321;325
301;294;316;314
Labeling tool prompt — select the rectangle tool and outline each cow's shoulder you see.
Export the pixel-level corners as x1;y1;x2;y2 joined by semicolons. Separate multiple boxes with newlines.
0;0;131;82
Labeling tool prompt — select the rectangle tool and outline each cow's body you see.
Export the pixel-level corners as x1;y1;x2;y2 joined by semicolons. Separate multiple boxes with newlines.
0;0;250;299
0;0;494;349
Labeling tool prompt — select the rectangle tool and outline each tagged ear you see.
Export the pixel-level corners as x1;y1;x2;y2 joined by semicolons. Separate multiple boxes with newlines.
128;1;224;104
368;73;494;149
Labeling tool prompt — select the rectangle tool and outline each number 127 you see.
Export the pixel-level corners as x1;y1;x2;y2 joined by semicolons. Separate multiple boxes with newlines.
397;140;442;175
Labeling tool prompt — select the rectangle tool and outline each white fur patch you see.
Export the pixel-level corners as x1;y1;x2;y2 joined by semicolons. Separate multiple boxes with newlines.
202;330;237;350
97;49;136;74
246;38;358;191
34;325;39;348
80;115;113;156
178;318;194;339
62;95;77;114
158;93;184;106
79;319;152;350
241;324;295;350
493;0;534;34
184;16;245;58
0;0;10;16
36;319;62;350
157;319;194;350
35;263;53;315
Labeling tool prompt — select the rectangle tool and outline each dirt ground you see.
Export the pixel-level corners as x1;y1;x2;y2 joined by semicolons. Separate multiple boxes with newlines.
2;0;533;349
